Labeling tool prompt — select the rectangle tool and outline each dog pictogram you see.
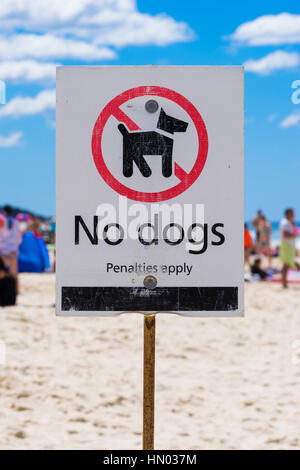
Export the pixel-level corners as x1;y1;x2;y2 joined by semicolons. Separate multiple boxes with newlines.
118;108;188;178
92;86;208;203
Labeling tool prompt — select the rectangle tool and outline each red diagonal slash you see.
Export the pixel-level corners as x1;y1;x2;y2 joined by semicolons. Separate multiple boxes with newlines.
174;162;189;183
112;107;141;131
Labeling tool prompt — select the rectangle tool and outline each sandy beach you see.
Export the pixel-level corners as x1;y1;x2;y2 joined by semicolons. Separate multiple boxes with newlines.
0;273;299;450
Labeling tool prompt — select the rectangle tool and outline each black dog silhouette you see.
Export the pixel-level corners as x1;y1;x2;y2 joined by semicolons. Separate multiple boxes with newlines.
118;108;188;178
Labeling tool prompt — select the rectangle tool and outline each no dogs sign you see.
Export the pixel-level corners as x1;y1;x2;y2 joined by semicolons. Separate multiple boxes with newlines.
56;66;244;316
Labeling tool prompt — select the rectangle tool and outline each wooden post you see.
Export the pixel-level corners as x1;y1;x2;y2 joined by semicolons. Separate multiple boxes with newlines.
143;314;156;450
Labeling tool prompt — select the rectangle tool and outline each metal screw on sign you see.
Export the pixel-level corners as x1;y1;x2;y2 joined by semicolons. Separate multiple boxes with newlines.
143;275;158;290
145;99;159;113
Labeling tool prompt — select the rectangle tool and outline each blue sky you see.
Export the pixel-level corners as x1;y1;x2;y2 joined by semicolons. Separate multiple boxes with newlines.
0;0;299;220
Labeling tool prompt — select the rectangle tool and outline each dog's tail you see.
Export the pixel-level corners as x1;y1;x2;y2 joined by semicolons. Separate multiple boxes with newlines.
118;123;129;136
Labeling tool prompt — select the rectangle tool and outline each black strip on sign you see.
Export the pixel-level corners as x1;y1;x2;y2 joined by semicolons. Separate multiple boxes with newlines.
61;287;238;312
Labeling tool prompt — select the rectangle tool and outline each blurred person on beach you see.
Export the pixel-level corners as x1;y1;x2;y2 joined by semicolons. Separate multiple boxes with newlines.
244;223;253;267
280;208;299;288
251;257;268;281
252;210;264;247
16;212;31;234
29;216;42;238
0;257;17;306
0;213;5;235
257;215;272;267
0;205;22;293
49;218;56;245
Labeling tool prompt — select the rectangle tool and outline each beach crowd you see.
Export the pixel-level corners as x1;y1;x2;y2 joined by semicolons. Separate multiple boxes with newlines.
0;205;55;306
244;208;300;288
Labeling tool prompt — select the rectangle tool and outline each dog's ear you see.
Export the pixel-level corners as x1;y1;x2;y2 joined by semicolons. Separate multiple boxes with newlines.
157;108;168;132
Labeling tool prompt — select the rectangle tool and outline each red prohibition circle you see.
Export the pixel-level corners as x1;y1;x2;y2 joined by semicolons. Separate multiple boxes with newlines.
92;86;208;202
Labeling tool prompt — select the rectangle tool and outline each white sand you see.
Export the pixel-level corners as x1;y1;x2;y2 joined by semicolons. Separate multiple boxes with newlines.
0;273;300;450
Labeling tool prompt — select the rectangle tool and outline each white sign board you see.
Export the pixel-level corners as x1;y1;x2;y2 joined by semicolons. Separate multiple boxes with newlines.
56;66;244;317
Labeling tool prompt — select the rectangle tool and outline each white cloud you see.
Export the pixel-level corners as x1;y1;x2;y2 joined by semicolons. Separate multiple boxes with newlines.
0;89;55;118
0;34;115;61
0;0;132;30
280;112;300;128
244;50;300;75
0;1;193;59
0;60;57;83
230;13;300;46
0;131;23;147
90;12;193;47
